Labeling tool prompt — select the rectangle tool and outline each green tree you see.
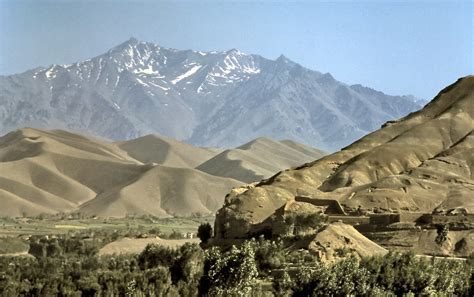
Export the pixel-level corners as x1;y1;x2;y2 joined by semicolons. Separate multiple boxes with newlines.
29;242;46;258
197;223;212;244
201;241;258;296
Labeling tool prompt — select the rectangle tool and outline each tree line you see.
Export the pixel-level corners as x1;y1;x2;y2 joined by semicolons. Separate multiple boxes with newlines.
1;232;472;296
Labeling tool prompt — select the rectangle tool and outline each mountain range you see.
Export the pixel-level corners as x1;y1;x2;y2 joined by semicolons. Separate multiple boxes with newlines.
0;38;422;151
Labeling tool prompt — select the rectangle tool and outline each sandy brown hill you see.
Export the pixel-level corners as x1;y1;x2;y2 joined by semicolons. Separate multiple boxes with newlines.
196;137;326;183
0;128;241;217
117;134;222;168
79;164;241;217
215;76;474;239
308;222;388;262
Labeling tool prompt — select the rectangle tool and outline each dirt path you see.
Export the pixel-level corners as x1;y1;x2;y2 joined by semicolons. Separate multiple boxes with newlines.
0;251;33;258
416;254;467;262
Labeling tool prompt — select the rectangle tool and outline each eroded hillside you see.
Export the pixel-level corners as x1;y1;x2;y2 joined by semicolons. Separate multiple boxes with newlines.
0;128;326;217
0;128;241;217
215;76;474;239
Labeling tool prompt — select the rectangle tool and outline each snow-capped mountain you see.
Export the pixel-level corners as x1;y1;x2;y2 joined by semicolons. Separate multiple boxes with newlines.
0;37;422;151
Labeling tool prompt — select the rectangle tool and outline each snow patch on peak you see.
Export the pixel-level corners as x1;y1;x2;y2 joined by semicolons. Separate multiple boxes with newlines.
171;65;202;85
133;64;160;75
226;48;245;56
44;66;57;79
135;78;149;87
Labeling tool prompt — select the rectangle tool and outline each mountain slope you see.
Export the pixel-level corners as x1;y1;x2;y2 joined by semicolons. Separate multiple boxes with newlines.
0;38;422;151
196;137;325;183
117;134;222;168
79;165;240;217
214;76;474;239
0;128;241;217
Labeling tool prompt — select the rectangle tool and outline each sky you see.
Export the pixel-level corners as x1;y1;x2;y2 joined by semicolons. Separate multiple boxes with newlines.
0;0;472;99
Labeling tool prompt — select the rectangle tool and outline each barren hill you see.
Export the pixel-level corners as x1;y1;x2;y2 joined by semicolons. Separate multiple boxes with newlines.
0;128;241;217
215;76;474;239
196;137;326;183
79;164;241;217
0;128;326;217
117;134;222;168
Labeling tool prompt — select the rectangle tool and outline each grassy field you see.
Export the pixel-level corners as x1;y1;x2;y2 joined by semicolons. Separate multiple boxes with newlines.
0;237;29;254
0;215;212;236
0;215;212;255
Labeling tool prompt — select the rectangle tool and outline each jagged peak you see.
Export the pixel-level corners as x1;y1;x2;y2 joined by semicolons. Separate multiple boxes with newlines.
108;37;159;55
115;37;140;48
127;36;139;44
350;83;384;96
276;54;292;63
225;48;247;57
320;72;335;82
274;54;299;69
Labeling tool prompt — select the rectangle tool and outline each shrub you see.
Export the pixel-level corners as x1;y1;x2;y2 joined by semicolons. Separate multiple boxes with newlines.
168;230;184;239
284;212;324;235
250;236;285;274
435;224;449;245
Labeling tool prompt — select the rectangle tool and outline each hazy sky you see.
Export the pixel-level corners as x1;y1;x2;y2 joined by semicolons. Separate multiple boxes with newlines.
0;0;472;99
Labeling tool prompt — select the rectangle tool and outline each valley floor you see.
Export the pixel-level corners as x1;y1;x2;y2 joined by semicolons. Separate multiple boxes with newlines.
0;215;211;255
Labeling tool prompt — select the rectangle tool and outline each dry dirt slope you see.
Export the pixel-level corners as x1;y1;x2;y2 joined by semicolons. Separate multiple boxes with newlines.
215;76;474;239
117;134;222;168
0;128;326;218
0;128;241;217
308;222;388;261
196;137;326;183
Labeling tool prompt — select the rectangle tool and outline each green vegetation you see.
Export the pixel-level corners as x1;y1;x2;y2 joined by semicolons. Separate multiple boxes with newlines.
197;223;212;244
0;216;471;296
283;212;324;236
0;214;213;238
0;238;29;254
0;235;472;296
276;252;471;296
200;241;258;296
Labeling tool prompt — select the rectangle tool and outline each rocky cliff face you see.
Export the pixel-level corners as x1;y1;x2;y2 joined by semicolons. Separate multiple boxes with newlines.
214;76;474;239
0;38;421;151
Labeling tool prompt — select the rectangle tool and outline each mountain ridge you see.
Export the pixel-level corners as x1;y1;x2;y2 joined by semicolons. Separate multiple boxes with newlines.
0;38;422;151
196;137;326;183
